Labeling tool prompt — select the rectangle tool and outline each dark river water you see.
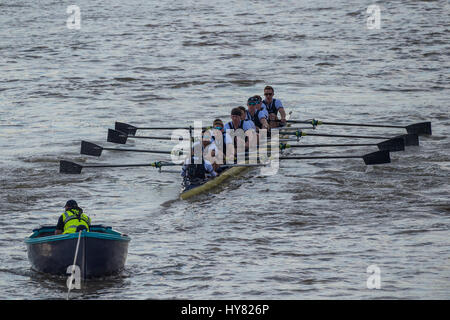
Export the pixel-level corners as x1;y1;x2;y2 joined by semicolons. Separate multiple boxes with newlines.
0;0;449;299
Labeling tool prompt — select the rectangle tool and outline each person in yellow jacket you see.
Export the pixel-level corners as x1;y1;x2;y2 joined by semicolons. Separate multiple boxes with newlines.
55;200;91;235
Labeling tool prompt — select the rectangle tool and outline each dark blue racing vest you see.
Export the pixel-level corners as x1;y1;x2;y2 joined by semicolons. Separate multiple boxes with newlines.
246;110;264;129
262;98;277;115
226;120;244;130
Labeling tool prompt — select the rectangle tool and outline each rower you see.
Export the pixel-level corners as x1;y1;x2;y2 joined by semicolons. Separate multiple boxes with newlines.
224;107;257;163
211;118;227;168
246;96;269;130
252;95;268;118
238;106;256;130
225;107;255;132
262;85;287;126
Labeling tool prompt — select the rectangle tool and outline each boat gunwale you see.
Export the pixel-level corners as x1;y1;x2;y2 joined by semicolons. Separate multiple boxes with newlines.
25;226;131;244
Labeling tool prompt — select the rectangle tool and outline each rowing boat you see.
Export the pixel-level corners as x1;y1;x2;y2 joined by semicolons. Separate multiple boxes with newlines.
59;114;429;199
25;225;130;279
180;113;294;200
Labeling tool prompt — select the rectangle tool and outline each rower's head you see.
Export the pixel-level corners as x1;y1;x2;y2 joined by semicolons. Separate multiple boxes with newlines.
264;85;274;102
213;119;224;133
231;107;242;126
247;96;259;114
253;95;262;109
202;130;212;147
64;199;78;211
238;106;246;121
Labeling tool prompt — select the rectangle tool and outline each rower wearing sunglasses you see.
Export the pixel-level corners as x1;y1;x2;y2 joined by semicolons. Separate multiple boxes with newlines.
262;85;287;127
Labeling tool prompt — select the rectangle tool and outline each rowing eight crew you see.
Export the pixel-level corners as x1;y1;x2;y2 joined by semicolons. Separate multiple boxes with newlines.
181;86;287;187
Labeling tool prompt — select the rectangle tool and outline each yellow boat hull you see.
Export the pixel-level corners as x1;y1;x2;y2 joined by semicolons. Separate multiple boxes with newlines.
180;112;294;200
180;165;250;200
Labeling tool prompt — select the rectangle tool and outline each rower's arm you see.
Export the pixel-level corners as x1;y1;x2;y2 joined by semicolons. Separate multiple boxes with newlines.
279;107;287;124
260;117;269;130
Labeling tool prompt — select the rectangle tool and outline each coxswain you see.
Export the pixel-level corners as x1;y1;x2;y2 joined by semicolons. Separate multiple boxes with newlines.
55;200;91;235
181;133;218;187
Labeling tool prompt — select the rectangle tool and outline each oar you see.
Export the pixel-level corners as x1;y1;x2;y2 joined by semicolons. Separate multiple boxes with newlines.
60;160;181;174
276;137;405;152
115;122;211;136
107;129;176;144
279;150;391;165
222;150;391;166
279;129;419;146
287;120;432;136
80;141;182;157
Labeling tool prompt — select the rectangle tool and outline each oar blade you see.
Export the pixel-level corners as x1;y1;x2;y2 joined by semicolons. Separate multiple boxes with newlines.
405;122;432;136
80;141;103;157
115;122;137;136
377;138;405;152
362;150;391;165
396;133;419;146
60;161;83;174
107;129;128;144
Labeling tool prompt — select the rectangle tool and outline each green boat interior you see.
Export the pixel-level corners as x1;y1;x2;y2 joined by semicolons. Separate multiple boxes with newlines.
30;225;119;238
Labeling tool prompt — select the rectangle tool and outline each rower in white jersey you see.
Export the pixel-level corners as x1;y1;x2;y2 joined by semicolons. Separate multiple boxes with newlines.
262;85;287;126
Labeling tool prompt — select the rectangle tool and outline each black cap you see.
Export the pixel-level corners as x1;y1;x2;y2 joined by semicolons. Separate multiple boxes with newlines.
248;96;260;104
64;200;78;208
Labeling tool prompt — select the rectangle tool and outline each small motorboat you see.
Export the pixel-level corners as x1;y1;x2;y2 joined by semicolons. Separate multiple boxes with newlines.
25;225;130;279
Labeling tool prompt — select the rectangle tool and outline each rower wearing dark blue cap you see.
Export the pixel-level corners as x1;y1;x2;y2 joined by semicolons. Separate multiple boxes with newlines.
246;96;269;130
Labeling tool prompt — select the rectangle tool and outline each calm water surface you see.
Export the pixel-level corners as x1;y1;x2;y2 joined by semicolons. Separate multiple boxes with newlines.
0;0;449;299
